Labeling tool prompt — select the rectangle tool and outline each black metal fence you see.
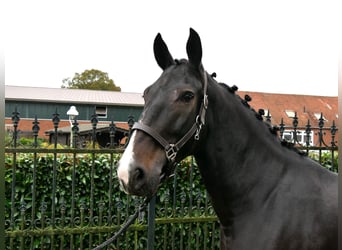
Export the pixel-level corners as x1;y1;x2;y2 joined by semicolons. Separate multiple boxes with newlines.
4;109;338;249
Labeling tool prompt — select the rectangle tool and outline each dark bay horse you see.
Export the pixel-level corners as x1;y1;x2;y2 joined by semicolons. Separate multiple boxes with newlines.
117;28;338;249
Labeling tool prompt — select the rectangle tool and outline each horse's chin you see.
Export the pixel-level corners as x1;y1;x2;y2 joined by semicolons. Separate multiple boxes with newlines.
140;167;170;199
120;170;166;199
118;159;173;199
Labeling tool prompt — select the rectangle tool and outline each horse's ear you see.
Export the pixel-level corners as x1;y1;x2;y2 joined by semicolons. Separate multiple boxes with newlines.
154;33;174;70
186;28;202;70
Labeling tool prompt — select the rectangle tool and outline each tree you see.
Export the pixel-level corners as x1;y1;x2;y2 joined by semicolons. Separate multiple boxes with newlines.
62;69;121;91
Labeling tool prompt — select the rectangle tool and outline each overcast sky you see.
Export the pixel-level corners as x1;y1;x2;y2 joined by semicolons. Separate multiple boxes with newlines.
4;1;341;96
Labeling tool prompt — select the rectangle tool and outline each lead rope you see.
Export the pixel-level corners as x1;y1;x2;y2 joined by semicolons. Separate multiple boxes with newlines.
92;197;151;249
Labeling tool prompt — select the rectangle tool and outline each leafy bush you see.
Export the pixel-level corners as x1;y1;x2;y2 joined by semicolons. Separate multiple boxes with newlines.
309;151;338;173
5;153;219;249
5;149;337;248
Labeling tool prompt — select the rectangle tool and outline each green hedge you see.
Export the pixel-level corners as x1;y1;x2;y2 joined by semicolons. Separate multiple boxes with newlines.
5;153;219;249
5;150;337;249
308;151;338;173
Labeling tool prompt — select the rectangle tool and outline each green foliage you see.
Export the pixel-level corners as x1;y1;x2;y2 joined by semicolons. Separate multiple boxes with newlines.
5;153;123;220
5;153;219;249
309;151;338;173
62;69;121;91
5;151;337;248
5;132;48;148
5;131;12;145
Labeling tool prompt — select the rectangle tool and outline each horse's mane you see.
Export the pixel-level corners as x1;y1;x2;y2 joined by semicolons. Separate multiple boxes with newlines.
210;73;307;156
171;60;306;156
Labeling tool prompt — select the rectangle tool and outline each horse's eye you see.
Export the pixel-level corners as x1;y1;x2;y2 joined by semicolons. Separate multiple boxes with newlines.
180;91;194;103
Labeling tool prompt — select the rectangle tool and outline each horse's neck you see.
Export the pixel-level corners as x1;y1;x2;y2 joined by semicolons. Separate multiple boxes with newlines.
194;84;288;225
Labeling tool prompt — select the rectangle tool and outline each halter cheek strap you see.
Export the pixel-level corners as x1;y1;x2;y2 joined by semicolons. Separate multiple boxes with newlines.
131;71;208;164
132;121;198;162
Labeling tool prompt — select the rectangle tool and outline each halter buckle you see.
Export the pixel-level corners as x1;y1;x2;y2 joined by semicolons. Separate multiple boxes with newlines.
195;123;202;140
165;144;178;162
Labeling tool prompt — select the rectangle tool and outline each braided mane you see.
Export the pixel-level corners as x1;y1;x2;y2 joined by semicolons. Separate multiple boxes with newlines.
211;74;307;156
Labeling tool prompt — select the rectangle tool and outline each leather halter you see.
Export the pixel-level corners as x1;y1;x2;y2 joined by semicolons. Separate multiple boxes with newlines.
131;71;208;165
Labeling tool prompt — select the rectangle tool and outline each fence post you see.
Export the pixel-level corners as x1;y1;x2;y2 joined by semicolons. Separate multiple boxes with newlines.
305;119;312;154
52;110;60;146
147;195;156;250
71;119;79;148
292;112;299;144
317;113;325;163
330;120;337;147
109;120;116;148
330;120;337;171
10;107;20;241
279;118;285;139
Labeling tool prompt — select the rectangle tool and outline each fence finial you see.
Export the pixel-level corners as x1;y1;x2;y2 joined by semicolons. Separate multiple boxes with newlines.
32;115;40;147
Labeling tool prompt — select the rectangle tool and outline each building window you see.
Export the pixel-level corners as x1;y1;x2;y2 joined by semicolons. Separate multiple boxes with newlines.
314;113;327;121
263;109;271;117
96;106;107;118
282;130;314;146
285;110;296;118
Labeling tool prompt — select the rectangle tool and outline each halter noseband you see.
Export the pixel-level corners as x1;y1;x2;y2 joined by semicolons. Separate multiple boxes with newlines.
131;71;208;165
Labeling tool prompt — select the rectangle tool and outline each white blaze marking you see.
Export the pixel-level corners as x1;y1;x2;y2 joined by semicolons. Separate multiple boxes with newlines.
117;131;137;186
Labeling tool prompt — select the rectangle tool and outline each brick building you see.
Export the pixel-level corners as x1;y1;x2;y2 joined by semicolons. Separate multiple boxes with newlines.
5;85;338;147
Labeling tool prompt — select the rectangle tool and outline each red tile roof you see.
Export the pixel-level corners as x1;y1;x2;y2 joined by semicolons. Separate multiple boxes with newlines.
237;91;338;128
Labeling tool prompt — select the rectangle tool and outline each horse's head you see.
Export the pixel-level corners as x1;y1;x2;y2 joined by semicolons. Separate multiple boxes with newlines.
117;28;208;198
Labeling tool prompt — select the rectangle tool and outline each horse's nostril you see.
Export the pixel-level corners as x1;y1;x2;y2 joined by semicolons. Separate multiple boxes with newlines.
134;167;145;181
129;167;146;193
